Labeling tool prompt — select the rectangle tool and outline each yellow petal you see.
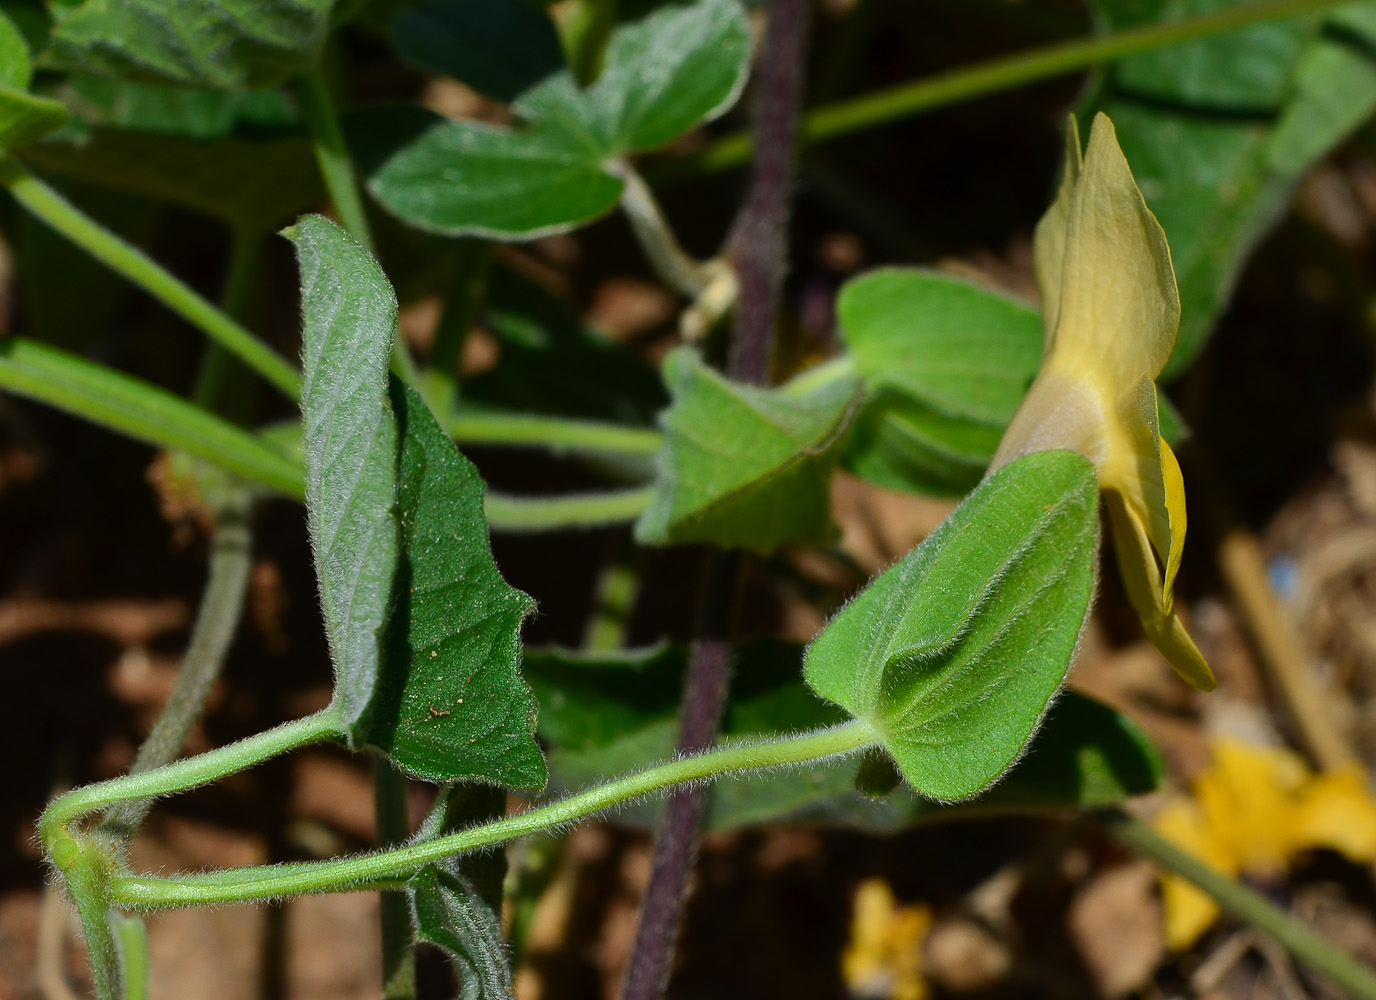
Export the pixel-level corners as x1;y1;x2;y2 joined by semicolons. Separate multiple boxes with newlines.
1105;491;1215;691
1051;113;1180;387
988;364;1109;471
1196;739;1303;876
1291;765;1376;863
1033;114;1082;351
1102;376;1185;610
1153;798;1232;950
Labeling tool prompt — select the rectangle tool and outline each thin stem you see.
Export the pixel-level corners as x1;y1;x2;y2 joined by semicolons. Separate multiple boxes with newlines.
1104;810;1376;1000
109;913;150;1000
64;849;121;1000
375;757;417;1000
654;0;1353;181
296;69;374;253
484;486;656;532
0;336;304;498
615;162;718;298
445;411;662;458
424;241;494;415
42;708;344;853
109;721;879;909
622;1;810;995
193;230;264;413
0;156;300;399
98;488;255;842
296;68;427;395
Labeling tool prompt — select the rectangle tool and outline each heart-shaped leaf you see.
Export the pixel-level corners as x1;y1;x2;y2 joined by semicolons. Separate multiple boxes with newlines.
805;450;1099;800
635;347;860;554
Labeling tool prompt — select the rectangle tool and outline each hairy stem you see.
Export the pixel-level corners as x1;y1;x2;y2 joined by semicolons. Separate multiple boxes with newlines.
107;722;879;909
297;68;374;254
375;758;417;1000
0;157;300;399
616;163;718;298
1104;810;1376;1000
655;0;1352;181
98;488;254;842
484;486;656;532
623;4;811;998
446;411;662;458
42;709;344;854
192;230;264;413
297;67;424;392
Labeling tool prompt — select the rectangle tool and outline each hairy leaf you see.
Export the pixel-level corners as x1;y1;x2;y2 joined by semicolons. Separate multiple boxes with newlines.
805;451;1099;800
408;785;512;1000
60;75;297;139
367;383;545;788
0;10;69;150
291;214;399;745
527;642;1162;831
352;0;748;239
43;0;334;89
635;347;860;554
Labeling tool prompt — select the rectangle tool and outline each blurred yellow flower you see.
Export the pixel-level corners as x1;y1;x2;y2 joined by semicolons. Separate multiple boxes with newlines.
1154;738;1376;950
991;111;1213;691
842;878;933;1000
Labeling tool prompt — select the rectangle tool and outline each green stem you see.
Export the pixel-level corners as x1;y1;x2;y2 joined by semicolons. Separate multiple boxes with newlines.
374;758;417;1000
485;485;657;532
655;0;1353;181
42;708;344;856
109;721;878;909
0;156;300;399
615;161;717;298
193;230;264;412
297;68;426;393
424;241;493;415
446;411;662;457
0;336;303;498
296;69;374;253
109;913;150;1000
98;488;255;842
1104;810;1376;1000
65;849;121;1000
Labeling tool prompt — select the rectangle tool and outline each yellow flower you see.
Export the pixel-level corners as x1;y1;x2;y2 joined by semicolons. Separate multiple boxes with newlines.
842;878;934;1000
990;112;1213;691
1154;738;1376;950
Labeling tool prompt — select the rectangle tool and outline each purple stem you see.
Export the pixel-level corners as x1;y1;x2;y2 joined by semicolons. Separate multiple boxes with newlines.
619;2;812;998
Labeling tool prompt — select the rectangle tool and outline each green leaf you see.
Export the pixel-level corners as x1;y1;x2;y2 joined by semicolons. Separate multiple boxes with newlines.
367;382;545;788
407;784;512;1000
391;0;566;104
1109;0;1313;111
526;0;751;153
351;0;748;239
59;75;298;139
836;269;1042;497
838;269;1043;425
804;450;1099;800
23;130;322;232
526;642;1163;832
43;0;335;90
0;9;69;150
634;347;860;554
1086;0;1376;378
291;214;400;746
348;103;622;241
